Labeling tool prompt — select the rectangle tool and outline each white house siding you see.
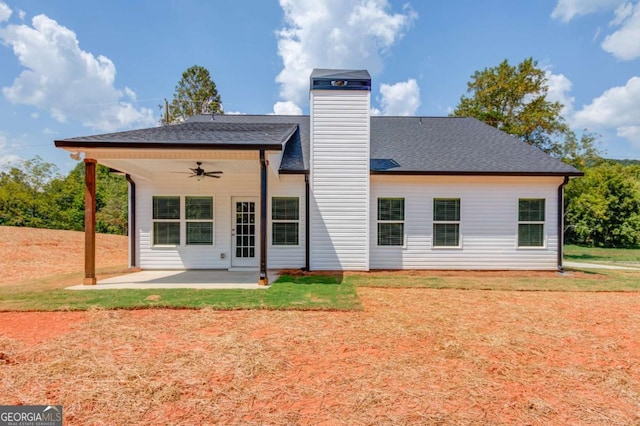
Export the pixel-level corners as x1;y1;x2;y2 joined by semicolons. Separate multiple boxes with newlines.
267;174;306;269
370;175;563;270
310;90;370;270
134;166;305;270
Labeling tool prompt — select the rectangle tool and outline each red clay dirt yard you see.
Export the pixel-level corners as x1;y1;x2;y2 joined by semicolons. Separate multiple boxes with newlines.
1;226;639;424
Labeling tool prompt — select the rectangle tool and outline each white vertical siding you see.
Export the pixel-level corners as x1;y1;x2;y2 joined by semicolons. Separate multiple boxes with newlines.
370;175;563;270
133;165;305;270
310;90;370;270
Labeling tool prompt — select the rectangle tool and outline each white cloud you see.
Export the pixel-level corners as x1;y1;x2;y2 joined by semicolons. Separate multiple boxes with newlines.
610;1;635;24
274;0;416;110
0;133;20;169
551;0;626;22
272;100;303;115
601;2;640;60
17;9;24;21
0;14;156;132
376;78;420;116
574;76;640;147
0;2;11;22
545;71;575;118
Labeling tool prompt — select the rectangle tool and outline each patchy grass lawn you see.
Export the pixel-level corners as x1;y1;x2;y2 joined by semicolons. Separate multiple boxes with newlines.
343;268;640;291
0;274;360;312
565;244;640;265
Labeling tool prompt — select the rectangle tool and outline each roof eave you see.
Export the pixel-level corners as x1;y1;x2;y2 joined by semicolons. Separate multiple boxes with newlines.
54;140;285;151
370;170;584;177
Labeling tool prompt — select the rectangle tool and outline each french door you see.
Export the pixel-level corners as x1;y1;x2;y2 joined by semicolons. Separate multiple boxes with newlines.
231;197;258;268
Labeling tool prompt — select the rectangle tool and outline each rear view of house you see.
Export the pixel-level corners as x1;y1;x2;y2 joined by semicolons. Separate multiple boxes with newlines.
55;69;582;284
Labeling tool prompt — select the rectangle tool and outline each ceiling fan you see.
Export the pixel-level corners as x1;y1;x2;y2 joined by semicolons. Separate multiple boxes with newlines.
174;162;223;179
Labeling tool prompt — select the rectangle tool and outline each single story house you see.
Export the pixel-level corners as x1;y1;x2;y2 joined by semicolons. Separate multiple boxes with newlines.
55;69;582;285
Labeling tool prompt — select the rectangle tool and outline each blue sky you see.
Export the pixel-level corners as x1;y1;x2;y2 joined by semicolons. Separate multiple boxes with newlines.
1;0;639;173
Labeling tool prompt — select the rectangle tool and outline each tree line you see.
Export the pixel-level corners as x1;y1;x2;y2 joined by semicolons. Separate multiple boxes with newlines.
1;61;638;248
0;157;128;235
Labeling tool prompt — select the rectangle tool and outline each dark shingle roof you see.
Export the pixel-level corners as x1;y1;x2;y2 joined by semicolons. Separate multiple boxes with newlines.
369;117;581;175
55;114;581;176
55;121;298;150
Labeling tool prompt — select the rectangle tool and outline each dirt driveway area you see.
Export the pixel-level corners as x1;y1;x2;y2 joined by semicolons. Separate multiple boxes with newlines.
1;288;639;425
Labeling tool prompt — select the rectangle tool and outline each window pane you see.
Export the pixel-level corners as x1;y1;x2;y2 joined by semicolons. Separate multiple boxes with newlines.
434;223;459;247
519;224;544;247
378;223;404;246
273;222;299;245
434;199;460;221
186;197;213;220
378;198;404;221
153;196;180;219
153;222;180;245
519;199;545;222
186;222;213;245
272;197;299;220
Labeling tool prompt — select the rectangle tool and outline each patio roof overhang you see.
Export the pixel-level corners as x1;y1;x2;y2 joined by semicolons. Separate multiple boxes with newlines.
56;121;293;287
54;121;298;152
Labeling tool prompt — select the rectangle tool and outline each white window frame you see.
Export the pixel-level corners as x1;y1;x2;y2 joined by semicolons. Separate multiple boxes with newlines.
185;196;215;246
271;197;300;247
517;198;546;249
432;198;461;248
377;198;405;247
152;195;181;246
152;196;215;247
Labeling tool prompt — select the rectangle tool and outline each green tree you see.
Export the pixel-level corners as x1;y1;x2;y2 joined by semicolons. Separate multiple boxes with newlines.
452;57;567;153
47;162;129;235
0;157;128;235
163;65;222;124
565;162;640;248
95;165;128;235
559;129;602;171
0;156;61;227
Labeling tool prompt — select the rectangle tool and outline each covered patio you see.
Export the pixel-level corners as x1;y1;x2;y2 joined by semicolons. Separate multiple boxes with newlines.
66;270;280;290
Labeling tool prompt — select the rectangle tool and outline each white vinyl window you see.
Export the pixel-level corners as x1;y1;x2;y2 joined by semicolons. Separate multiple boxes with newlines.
378;198;404;246
433;199;460;247
518;199;545;247
152;196;214;246
185;196;214;245
272;197;299;246
153;196;180;245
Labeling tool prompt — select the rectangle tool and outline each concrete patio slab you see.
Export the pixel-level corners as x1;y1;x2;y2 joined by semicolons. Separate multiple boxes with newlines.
66;270;279;290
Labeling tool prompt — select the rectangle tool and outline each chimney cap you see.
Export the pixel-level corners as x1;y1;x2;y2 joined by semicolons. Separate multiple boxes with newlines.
310;69;371;91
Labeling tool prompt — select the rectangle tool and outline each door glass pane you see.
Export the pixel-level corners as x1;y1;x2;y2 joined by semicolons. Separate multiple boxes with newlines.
235;201;256;258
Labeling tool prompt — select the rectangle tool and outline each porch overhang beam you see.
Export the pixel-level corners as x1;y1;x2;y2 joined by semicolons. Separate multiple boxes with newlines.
259;150;269;286
83;158;97;285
